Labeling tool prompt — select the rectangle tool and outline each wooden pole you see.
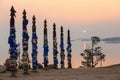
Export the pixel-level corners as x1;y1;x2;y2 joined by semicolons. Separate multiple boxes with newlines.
67;30;72;68
31;15;38;71
8;6;18;77
53;23;58;69
60;26;65;69
22;9;30;75
43;19;49;69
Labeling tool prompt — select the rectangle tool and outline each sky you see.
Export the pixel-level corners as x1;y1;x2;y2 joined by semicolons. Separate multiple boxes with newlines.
0;0;120;68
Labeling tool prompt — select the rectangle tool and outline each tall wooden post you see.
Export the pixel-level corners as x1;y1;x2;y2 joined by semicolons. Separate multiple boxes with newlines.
31;15;38;71
60;26;65;69
53;23;58;69
22;9;30;74
67;30;72;68
8;6;18;77
43;19;49;69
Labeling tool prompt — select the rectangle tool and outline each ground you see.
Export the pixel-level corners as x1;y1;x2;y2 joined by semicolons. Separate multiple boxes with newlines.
0;67;120;80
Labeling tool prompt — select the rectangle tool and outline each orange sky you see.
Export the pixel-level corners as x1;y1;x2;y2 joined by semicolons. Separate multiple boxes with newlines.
1;0;120;23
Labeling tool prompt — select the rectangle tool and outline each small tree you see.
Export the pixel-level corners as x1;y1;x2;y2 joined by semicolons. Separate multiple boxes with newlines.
80;36;106;68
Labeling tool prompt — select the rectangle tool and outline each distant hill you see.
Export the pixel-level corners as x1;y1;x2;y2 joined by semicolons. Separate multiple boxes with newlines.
101;37;120;43
72;37;120;44
104;64;120;68
71;38;90;42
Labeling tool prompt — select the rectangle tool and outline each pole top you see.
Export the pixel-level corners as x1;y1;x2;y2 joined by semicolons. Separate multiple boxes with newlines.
68;29;70;33
53;23;56;27
61;26;63;28
23;9;26;14
53;23;56;30
10;6;16;17
44;19;47;24
32;15;36;20
10;6;16;12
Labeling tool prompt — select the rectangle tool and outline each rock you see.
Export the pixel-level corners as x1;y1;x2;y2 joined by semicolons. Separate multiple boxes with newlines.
0;65;6;73
4;58;11;71
38;63;43;69
18;63;31;69
18;63;23;69
47;64;54;69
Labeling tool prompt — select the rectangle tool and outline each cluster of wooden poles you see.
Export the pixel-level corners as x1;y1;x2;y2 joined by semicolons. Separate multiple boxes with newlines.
8;6;72;76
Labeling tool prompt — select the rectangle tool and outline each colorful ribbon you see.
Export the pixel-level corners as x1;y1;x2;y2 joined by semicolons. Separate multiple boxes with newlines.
43;20;49;68
53;23;58;69
22;10;30;74
31;15;38;70
60;26;65;68
67;30;72;68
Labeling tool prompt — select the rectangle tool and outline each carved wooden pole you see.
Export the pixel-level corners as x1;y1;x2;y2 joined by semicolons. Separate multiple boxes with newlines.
60;26;65;69
8;6;18;77
22;9;30;74
67;30;72;68
31;15;38;71
43;19;49;69
53;23;58;69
